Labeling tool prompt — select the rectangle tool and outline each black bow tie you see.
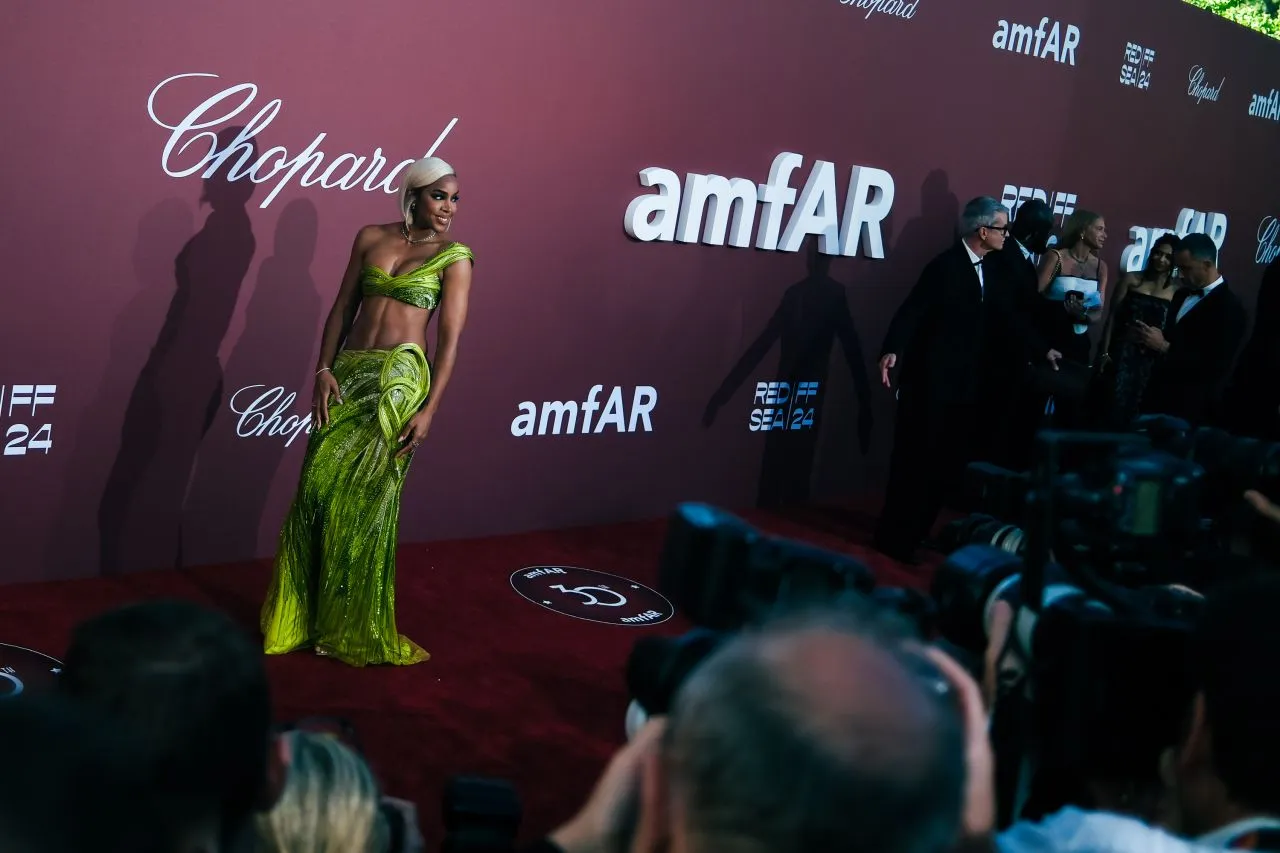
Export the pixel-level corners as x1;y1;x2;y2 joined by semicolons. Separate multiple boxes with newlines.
974;258;984;266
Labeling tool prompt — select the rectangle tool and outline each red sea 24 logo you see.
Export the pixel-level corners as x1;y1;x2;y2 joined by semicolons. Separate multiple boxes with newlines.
1120;42;1156;90
1001;185;1077;224
0;384;56;458
750;381;819;432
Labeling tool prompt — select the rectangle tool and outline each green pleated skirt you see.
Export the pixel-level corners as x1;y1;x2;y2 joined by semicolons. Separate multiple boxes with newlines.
261;343;431;666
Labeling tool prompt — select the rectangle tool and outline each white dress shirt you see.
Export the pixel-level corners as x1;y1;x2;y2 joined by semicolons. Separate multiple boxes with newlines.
998;808;1220;852
963;240;985;295
998;807;1280;852
1015;238;1034;263
1176;276;1224;322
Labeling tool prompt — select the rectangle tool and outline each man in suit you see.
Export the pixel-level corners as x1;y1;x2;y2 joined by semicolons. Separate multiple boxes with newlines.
875;197;1018;563
981;199;1062;469
1223;255;1280;441
1136;232;1247;425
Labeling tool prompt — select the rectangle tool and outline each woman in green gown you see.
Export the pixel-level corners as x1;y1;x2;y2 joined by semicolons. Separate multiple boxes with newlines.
261;157;474;666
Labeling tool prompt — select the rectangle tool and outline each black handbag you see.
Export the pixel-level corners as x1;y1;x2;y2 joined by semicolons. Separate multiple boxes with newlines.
1030;358;1093;403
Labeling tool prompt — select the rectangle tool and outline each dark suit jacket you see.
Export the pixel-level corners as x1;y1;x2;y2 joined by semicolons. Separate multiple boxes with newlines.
1143;280;1247;425
880;242;988;406
983;240;1053;376
1224;258;1280;440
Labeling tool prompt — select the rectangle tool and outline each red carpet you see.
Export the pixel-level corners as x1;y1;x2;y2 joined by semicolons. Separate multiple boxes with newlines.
0;503;933;845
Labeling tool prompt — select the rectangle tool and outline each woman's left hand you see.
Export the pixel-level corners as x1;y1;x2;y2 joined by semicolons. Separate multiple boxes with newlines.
396;410;433;459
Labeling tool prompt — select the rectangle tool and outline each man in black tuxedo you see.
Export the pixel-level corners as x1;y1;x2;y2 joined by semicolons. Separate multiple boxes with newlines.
980;199;1062;469
1136;232;1247;425
1223;255;1280;441
875;197;1020;562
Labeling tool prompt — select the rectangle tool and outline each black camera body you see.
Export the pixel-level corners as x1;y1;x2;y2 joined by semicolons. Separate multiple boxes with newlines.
625;504;936;726
958;416;1280;565
935;429;1220;824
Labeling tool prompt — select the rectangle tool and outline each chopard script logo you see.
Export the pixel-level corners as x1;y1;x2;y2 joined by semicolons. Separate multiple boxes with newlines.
837;0;919;20
147;73;459;209
1187;65;1225;104
230;385;311;446
1259;216;1280;266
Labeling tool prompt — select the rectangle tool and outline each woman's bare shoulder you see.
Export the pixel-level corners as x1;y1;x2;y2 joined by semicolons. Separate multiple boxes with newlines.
357;222;400;241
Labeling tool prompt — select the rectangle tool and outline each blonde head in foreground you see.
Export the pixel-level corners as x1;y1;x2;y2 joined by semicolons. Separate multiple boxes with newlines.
256;731;388;853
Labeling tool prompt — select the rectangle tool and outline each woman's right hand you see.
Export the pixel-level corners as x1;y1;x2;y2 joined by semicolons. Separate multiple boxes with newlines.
312;370;342;430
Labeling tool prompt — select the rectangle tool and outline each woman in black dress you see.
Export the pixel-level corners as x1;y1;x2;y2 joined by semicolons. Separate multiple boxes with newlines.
1094;233;1181;430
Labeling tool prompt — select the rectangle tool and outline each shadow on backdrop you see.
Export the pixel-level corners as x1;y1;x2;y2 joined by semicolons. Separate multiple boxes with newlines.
180;198;321;575
702;236;874;510
42;198;196;579
760;170;960;540
97;127;258;575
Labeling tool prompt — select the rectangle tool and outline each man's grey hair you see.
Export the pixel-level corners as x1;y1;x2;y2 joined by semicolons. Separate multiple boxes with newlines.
662;602;966;853
1179;232;1219;264
960;196;1010;235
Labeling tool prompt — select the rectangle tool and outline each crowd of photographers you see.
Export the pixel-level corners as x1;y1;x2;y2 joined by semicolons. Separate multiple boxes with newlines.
535;493;1280;853
2;490;1277;853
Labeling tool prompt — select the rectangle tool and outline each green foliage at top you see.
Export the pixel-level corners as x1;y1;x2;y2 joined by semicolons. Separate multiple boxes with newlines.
1183;0;1280;37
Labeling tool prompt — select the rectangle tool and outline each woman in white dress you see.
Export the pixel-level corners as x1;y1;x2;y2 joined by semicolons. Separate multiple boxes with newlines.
1035;210;1108;423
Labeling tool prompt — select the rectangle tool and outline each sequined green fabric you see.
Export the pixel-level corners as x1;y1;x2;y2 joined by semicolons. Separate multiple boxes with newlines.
359;242;475;310
261;343;432;666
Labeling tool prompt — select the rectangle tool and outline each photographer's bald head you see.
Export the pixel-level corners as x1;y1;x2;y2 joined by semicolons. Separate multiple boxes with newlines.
631;608;969;853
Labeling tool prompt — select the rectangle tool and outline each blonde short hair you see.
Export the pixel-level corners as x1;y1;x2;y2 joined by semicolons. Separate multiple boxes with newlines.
398;156;456;228
255;732;388;853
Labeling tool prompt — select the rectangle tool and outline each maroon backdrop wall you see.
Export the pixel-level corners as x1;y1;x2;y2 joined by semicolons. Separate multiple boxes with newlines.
3;0;1278;583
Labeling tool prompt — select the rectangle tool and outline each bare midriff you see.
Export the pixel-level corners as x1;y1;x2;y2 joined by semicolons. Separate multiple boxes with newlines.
343;297;432;352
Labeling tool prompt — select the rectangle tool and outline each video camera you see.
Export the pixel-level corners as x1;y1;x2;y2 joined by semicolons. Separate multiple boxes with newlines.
930;427;1267;825
625;504;936;735
952;416;1280;566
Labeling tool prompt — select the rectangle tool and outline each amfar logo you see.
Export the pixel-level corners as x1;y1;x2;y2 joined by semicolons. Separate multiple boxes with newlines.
147;72;459;209
623;152;896;259
837;0;919;21
1258;216;1280;266
511;385;657;437
1000;185;1077;223
1120;208;1229;273
1188;65;1225;104
1248;89;1280;122
992;18;1080;66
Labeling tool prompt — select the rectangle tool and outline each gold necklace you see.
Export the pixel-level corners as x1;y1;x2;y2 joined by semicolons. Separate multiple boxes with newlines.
401;223;437;245
1069;247;1092;265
